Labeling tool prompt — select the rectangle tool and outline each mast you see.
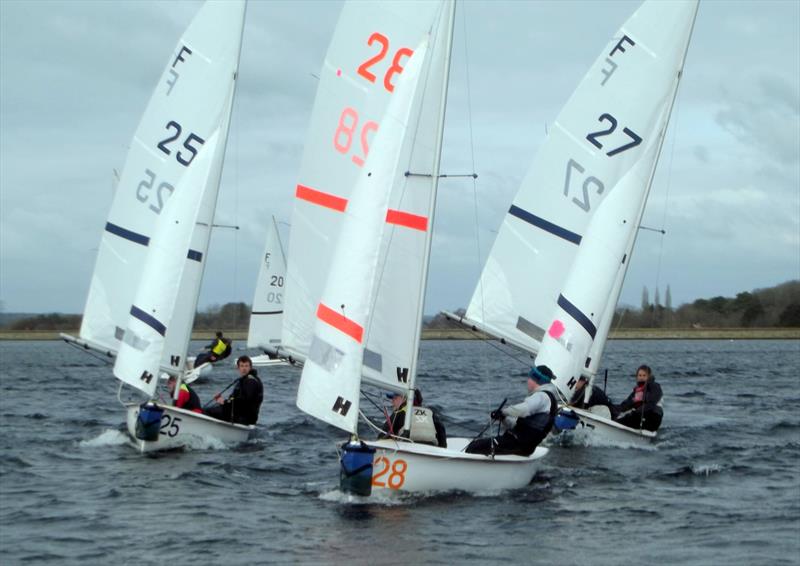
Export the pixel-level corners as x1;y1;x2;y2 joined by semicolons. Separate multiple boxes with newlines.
406;0;456;396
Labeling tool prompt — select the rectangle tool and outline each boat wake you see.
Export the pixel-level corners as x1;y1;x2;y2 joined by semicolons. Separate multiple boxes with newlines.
548;431;657;450
79;429;129;448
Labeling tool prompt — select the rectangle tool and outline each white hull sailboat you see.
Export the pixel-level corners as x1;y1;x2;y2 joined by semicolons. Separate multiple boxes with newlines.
125;403;253;454
284;0;545;496
448;0;699;445
365;438;545;495
69;0;251;452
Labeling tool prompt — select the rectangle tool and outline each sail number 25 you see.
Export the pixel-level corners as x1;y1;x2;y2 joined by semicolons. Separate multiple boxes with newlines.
371;456;408;489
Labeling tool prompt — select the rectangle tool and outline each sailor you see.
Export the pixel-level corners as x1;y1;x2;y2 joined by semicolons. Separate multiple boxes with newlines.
195;331;233;366
379;388;447;448
570;375;617;419
614;364;663;431
204;355;263;425
465;365;559;457
167;375;203;413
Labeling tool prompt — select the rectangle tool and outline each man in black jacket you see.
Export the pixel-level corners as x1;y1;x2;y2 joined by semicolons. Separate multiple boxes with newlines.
614;365;663;431
570;376;617;419
204;355;263;425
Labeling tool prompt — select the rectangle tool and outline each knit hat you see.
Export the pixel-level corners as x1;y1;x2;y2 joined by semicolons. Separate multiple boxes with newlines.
528;365;554;385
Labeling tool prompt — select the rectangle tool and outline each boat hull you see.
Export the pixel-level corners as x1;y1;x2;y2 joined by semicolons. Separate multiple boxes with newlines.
362;437;547;495
125;403;253;453
559;407;656;446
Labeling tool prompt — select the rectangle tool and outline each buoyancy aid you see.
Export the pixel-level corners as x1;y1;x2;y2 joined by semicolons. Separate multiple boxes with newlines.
516;391;558;437
211;338;227;356
176;383;202;413
632;382;646;405
408;406;438;445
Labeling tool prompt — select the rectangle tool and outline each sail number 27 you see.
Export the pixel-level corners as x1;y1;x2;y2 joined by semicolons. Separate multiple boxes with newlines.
372;456;408;489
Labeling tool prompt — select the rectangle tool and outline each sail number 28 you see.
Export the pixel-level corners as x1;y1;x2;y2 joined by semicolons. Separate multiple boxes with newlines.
371;456;408;489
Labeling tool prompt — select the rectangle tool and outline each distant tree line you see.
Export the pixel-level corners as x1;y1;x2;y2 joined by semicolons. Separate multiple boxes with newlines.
4;281;799;331
614;280;800;328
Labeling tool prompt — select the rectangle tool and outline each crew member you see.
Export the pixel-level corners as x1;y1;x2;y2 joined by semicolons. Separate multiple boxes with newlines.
465;365;559;456
204;355;263;425
167;375;202;413
614;364;663;431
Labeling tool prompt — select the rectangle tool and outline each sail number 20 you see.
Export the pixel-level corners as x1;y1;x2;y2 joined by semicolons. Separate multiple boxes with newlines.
372;456;407;489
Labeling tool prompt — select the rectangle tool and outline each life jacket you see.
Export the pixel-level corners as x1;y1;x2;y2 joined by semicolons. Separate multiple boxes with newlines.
633;382;646;405
516;390;559;437
176;383;202;413
211;338;227;356
408;406;438;445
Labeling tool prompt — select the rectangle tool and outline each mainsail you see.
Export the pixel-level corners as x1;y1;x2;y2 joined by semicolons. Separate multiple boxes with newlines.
282;1;453;388
462;0;698;389
79;0;245;387
247;216;286;350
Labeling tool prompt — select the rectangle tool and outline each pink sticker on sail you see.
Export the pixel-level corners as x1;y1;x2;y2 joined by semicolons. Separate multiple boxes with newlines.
548;320;565;339
336;69;342;77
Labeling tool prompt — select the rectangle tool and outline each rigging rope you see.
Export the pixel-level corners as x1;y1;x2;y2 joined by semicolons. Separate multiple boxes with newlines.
651;91;683;325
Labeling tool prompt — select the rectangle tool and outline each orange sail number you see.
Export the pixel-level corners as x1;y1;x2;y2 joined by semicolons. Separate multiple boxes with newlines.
371;456;408;489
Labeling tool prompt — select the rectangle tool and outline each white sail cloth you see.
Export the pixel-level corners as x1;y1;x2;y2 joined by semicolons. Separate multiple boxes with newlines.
464;0;698;394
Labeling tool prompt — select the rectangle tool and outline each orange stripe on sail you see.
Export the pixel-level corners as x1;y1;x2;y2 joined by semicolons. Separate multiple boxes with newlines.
316;303;363;343
386;209;428;231
296;184;348;212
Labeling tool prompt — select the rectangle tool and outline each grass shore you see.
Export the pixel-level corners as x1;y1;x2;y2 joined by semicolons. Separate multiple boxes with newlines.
3;328;798;341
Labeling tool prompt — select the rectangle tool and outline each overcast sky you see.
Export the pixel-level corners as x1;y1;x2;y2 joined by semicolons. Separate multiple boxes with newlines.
1;0;798;316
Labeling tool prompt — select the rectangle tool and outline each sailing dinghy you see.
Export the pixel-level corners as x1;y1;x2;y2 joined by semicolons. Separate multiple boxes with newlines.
448;0;698;446
246;215;290;368
65;0;251;452
285;0;546;496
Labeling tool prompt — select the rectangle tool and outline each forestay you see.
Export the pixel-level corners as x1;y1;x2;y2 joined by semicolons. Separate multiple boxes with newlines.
296;37;431;433
283;1;453;395
247;216;286;350
79;1;245;376
533;0;699;398
464;0;698;373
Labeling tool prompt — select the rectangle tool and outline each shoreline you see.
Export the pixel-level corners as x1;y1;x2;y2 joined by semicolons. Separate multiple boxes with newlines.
3;328;799;341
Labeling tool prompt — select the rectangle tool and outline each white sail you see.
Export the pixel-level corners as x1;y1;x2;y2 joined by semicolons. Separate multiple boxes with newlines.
114;133;220;396
282;0;451;366
79;0;245;373
533;0;699;399
247;216;286;350
297;39;431;433
464;0;698;367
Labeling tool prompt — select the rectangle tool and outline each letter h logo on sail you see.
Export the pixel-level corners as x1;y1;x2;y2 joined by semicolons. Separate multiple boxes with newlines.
396;367;409;383
140;371;154;384
170;355;181;367
332;396;351;416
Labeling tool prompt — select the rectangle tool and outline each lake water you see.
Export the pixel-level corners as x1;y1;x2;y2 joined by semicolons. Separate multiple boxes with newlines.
1;339;798;565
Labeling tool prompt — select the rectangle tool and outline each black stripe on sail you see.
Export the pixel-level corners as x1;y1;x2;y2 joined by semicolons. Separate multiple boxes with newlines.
508;205;582;245
251;310;283;315
187;249;203;262
105;222;150;246
130;305;167;337
557;294;596;339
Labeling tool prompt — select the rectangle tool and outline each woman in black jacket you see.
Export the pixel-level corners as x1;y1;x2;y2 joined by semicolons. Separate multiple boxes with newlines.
614;365;663;432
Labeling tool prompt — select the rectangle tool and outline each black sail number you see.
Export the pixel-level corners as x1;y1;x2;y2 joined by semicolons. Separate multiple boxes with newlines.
586;113;642;157
157;121;205;167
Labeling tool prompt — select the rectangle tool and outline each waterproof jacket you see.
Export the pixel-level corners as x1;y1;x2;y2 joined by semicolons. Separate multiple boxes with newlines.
226;370;263;425
571;385;616;417
175;383;202;413
616;377;663;416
